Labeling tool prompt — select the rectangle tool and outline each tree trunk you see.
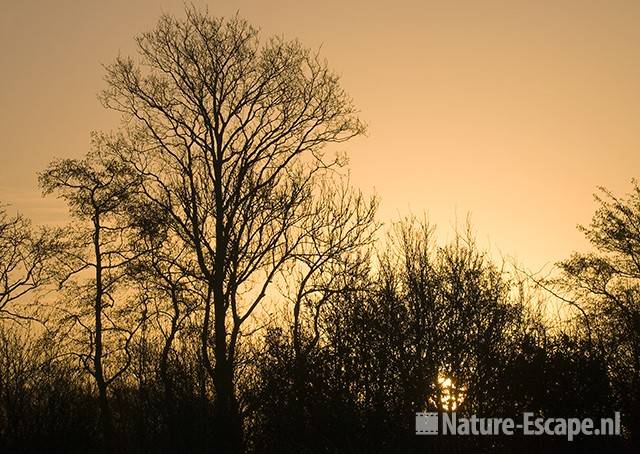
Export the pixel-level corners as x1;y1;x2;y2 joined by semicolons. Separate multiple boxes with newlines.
212;286;243;453
160;290;179;450
93;211;115;452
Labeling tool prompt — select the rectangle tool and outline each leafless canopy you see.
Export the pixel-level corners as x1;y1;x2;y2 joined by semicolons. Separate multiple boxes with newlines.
98;8;368;450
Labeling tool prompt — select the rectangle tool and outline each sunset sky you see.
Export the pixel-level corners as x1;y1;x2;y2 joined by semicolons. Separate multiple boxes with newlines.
1;0;639;272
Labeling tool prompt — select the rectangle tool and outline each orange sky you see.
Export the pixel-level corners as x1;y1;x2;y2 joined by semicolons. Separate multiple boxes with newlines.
1;0;639;271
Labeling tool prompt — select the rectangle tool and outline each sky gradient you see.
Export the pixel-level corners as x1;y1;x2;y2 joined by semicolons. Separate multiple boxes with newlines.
1;0;639;271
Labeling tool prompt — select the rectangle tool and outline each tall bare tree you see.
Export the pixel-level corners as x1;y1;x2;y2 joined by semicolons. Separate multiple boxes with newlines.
99;7;365;451
39;141;146;451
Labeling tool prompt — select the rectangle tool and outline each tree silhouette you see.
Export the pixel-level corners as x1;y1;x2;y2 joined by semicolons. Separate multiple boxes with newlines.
98;7;364;451
39;141;146;451
559;180;640;445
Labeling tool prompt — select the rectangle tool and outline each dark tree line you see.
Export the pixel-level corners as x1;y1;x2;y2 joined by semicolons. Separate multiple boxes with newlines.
0;6;637;454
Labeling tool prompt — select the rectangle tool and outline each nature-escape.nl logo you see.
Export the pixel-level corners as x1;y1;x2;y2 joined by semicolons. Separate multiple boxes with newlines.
415;411;621;441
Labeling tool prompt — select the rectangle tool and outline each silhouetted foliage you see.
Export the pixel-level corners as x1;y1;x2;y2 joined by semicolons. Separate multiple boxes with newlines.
558;180;640;447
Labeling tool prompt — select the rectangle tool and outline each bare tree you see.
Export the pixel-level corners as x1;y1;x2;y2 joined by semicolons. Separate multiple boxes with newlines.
125;210;205;444
286;181;377;373
559;180;640;443
39;140;146;450
99;7;365;450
